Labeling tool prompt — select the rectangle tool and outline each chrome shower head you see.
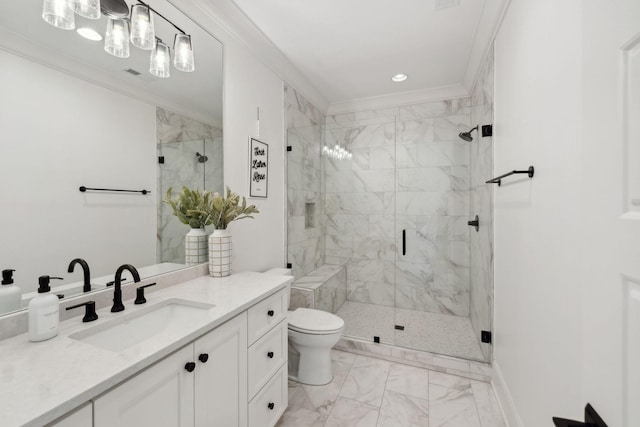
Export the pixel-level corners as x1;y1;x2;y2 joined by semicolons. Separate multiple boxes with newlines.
196;152;208;163
458;125;478;142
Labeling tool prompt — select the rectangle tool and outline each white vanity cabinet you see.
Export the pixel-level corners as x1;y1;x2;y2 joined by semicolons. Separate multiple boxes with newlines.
93;312;248;427
48;403;92;427
246;289;289;427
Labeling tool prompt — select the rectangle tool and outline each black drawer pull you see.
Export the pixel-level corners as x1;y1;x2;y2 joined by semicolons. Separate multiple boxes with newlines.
267;402;275;410
184;362;196;372
267;351;274;359
198;353;209;363
267;310;274;317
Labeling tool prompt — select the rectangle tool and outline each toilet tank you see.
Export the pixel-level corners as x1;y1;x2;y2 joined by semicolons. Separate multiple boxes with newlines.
264;268;293;309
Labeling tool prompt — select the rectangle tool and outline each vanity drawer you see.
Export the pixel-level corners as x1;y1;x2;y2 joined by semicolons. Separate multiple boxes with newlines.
248;365;287;427
247;288;287;344
248;319;287;399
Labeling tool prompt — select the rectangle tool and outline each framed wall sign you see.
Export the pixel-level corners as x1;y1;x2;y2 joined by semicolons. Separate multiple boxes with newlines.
249;137;268;198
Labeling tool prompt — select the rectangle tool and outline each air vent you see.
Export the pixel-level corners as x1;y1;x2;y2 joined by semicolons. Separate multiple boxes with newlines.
124;68;141;76
435;0;461;10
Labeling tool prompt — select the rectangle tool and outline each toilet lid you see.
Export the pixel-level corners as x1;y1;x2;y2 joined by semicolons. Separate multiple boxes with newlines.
288;308;344;334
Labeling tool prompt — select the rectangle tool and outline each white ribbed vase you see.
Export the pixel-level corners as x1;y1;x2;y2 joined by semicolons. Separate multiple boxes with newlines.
209;229;231;277
185;227;208;265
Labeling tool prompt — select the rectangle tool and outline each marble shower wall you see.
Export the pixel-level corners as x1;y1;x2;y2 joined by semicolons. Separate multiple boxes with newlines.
325;100;472;316
469;47;495;361
284;84;326;279
156;107;224;264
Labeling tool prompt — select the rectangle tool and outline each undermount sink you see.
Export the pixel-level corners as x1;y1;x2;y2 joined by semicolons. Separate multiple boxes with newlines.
69;299;215;352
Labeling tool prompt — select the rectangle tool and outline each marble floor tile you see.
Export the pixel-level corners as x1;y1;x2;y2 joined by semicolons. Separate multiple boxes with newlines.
277;349;505;427
385;363;430;400
377;389;430;427
471;381;506;427
324;397;380;427
429;383;481;427
275;406;328;427
339;355;391;406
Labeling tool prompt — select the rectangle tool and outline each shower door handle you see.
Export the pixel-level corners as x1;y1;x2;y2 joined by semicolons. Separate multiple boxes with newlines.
402;230;406;256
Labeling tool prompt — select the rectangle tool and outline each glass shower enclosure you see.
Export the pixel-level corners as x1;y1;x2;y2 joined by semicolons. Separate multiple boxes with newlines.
286;101;492;362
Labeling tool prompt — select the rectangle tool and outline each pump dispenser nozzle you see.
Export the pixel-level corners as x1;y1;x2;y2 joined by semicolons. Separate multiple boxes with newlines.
37;276;63;293
2;269;15;285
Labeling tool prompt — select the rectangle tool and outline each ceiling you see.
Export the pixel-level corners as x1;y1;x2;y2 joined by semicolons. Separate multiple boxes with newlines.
230;0;508;112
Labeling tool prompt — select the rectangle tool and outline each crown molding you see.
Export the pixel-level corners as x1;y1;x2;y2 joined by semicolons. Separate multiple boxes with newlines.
326;84;470;116
462;0;511;91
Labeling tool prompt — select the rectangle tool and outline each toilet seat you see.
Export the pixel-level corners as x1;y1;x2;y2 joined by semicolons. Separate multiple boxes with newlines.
288;308;344;335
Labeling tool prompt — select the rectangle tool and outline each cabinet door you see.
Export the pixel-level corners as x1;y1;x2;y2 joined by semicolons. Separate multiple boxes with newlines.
194;312;248;427
93;345;194;427
48;402;92;427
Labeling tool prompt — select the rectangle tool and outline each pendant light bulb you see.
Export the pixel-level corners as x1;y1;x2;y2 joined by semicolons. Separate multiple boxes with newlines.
150;39;170;78
72;0;100;19
42;0;75;30
130;4;155;50
173;34;195;72
104;18;130;58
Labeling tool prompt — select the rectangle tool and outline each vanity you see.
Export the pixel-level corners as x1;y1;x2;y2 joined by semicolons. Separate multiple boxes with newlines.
0;272;291;427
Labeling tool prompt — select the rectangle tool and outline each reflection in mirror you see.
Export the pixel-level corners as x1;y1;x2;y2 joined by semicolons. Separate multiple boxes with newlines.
0;0;223;316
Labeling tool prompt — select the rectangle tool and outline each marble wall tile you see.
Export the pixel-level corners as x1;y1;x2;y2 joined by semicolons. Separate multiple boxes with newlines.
397;167;451;192
469;46;494;362
315;267;347;313
326;214;369;237
290;287;314;310
347;280;395;307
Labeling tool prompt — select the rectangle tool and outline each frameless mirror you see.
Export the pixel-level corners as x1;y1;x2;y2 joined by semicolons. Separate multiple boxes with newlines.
0;0;223;315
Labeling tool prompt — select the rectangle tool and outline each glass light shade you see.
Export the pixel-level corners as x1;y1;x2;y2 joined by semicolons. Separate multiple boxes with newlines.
72;0;100;19
104;18;130;58
150;40;170;78
42;0;75;30
173;34;195;72
130;4;155;50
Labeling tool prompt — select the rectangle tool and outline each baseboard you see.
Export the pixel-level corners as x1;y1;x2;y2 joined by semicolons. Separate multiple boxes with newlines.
492;360;525;427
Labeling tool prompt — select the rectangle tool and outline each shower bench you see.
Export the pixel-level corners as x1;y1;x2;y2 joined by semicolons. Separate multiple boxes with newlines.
289;264;346;314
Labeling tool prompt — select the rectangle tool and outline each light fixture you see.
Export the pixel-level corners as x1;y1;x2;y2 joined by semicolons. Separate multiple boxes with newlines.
173;34;194;72
150;38;170;78
323;144;353;160
72;0;100;19
392;73;408;82
77;27;102;41
42;0;75;30
104;18;130;58
130;3;155;50
41;0;196;78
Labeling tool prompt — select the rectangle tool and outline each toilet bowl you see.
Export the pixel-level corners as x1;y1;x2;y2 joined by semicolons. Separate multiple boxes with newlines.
264;268;345;386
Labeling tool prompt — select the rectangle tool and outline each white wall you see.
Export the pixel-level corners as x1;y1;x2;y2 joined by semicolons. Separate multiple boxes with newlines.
0;50;157;293
493;0;584;425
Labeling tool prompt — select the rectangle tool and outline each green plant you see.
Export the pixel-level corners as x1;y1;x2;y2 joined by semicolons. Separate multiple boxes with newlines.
163;187;214;229
210;186;259;230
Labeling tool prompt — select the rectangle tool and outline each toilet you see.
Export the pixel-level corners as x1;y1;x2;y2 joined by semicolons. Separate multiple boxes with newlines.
265;268;344;386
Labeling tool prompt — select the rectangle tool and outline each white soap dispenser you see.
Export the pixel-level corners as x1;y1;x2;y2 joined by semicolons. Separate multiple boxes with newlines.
28;275;63;342
0;269;21;314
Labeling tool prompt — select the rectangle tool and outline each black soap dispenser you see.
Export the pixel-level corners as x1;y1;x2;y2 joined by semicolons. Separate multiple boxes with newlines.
0;269;21;314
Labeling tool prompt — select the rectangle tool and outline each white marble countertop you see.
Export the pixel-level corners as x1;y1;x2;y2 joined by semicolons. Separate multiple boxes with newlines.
0;272;291;427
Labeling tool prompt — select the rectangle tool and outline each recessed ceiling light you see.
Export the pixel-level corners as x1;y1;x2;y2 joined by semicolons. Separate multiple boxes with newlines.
77;27;103;41
392;73;408;82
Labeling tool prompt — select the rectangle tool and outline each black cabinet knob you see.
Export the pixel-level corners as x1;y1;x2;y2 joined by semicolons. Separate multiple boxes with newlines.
267;402;275;410
184;362;196;372
198;353;209;363
267;310;274;317
267;351;274;359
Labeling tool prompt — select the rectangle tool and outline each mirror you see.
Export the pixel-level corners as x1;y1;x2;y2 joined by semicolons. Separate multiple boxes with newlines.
0;0;223;315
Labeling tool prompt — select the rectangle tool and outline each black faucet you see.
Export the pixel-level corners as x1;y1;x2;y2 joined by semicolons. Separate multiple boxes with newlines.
67;258;92;293
111;264;141;312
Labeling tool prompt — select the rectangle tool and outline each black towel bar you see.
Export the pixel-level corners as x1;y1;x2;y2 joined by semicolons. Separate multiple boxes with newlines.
486;166;534;186
79;186;150;195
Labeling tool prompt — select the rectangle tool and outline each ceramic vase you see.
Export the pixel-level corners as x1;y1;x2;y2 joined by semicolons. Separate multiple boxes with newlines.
185;227;208;265
209;229;231;277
